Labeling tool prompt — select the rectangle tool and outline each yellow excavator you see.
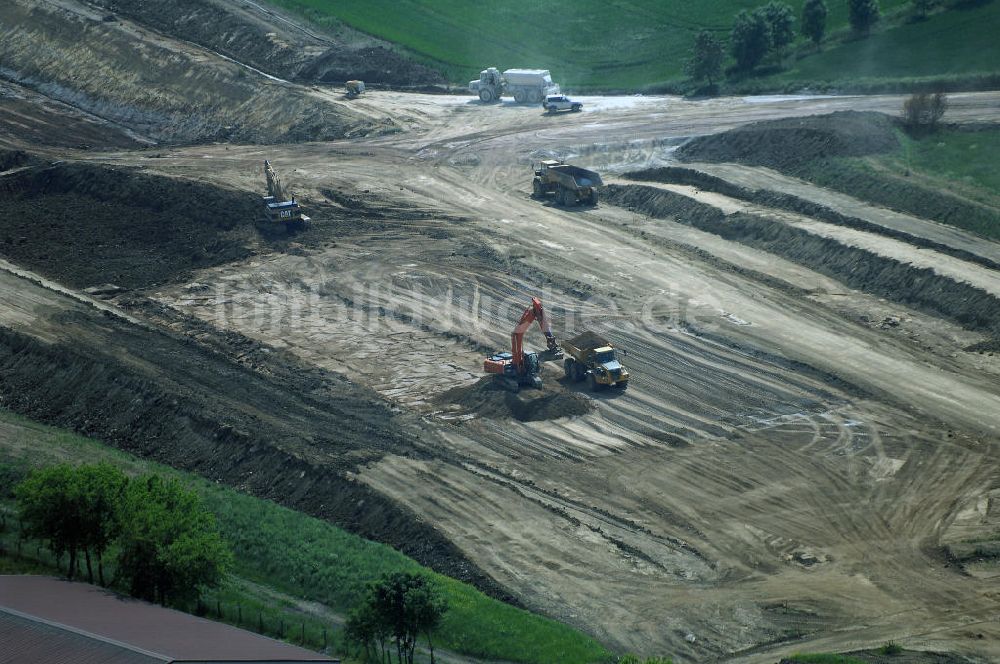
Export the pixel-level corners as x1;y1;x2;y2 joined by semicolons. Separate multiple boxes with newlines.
262;160;309;229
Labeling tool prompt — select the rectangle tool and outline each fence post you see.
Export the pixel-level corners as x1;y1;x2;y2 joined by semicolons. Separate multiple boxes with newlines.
300;621;305;644
258;610;263;633
279;619;284;639
323;628;327;649
237;604;242;626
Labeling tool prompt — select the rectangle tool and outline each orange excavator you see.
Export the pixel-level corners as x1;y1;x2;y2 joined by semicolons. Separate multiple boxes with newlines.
484;297;563;391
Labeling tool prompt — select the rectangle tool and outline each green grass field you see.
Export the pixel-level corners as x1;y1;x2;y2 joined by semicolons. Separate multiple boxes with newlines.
0;410;612;664
786;655;867;664
264;0;910;89
768;0;1000;86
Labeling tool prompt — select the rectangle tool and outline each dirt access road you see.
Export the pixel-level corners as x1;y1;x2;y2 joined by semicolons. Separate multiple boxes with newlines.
79;90;993;662
5;84;1000;661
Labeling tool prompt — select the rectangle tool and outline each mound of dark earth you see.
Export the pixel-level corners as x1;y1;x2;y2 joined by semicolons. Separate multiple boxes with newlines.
439;377;595;422
0;149;40;172
676;110;899;171
0;162;258;289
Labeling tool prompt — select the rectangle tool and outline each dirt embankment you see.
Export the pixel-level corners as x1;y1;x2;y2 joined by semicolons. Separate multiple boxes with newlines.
0;301;515;603
0;0;379;145
438;377;595;422
675;111;1000;236
87;0;445;87
603;184;1000;335
624;166;1000;273
675;110;900;171
0;162;259;290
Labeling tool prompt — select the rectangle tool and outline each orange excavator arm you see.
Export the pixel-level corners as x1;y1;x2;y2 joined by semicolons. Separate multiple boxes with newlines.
511;297;558;372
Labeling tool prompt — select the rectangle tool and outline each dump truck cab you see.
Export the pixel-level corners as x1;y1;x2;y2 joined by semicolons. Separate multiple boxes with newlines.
562;332;630;390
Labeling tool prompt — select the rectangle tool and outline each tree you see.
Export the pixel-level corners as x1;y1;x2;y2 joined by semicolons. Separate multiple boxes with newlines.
115;474;231;606
912;0;935;20
347;573;448;664
903;92;947;132
345;600;390;663
74;463;128;586
849;0;881;34
761;2;795;58
685;30;724;88
731;9;771;72
16;465;84;579
801;0;829;46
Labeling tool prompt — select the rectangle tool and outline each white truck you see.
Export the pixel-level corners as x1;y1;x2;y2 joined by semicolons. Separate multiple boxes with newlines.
542;94;583;113
469;67;560;103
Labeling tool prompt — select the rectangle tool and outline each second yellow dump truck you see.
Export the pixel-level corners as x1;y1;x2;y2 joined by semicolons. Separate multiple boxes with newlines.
562;331;630;391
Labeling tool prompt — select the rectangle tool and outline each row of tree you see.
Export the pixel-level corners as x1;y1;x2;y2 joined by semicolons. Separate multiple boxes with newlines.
686;0;884;84
15;463;231;606
345;572;448;664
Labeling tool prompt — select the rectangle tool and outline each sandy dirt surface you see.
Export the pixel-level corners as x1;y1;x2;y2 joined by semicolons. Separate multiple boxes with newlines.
2;30;1000;661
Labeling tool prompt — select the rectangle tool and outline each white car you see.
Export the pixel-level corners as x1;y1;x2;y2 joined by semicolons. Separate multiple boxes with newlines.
542;95;582;113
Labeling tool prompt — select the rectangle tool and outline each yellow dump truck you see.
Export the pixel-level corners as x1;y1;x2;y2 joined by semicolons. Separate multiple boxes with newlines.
562;331;629;391
531;159;602;206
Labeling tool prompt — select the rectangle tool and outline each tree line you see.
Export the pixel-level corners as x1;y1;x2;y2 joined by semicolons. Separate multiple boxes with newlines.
14;463;230;606
686;0;887;87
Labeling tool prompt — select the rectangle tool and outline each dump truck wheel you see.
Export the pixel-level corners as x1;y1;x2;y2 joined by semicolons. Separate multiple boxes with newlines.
589;374;601;391
563;358;575;377
529;90;541;103
588;190;599;206
532;179;544;198
514;90;526;103
479;89;493;103
573;363;585;382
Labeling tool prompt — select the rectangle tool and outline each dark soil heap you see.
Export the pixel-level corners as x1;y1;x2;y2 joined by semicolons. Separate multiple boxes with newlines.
439;377;595;422
676;110;899;171
0;161;258;289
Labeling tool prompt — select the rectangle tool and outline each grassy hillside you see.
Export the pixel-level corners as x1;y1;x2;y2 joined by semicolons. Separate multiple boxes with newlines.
0;410;612;664
767;0;1000;87
262;0;908;89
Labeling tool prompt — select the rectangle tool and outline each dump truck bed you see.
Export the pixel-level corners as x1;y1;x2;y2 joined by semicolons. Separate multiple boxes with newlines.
548;164;603;188
562;330;612;356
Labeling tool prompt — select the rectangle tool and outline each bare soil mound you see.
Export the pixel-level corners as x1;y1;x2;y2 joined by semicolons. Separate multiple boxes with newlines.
676;111;899;171
0;162;258;289
87;0;444;87
0;0;375;145
439;377;595;422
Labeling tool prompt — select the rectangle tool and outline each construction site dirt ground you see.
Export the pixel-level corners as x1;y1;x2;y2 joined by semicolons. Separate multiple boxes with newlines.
3;32;1000;659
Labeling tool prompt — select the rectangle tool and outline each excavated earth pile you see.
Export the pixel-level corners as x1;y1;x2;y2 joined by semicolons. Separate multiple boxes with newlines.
675;111;1000;233
675;110;899;171
438;377;595;422
0;162;259;289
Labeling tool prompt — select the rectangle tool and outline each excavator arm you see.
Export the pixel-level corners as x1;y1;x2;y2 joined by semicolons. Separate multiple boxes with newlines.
510;297;558;372
264;160;284;201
